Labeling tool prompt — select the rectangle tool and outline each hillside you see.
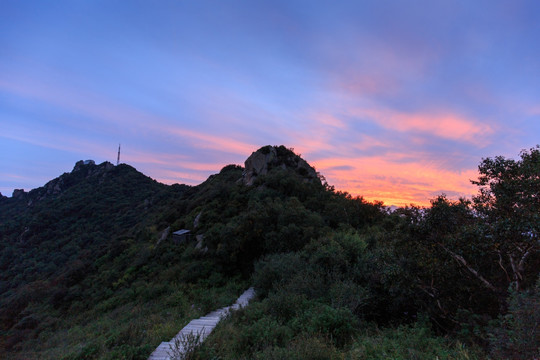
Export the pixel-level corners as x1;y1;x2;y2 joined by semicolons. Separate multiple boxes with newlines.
0;145;538;359
0;160;190;358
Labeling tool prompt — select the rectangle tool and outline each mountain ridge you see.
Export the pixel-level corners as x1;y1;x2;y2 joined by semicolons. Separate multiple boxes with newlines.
1;145;383;358
1;145;536;359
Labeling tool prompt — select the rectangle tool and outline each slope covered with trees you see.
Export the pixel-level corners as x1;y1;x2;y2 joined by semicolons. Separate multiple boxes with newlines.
0;145;538;359
196;146;539;360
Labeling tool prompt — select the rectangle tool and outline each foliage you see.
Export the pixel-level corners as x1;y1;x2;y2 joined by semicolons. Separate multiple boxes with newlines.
488;278;540;359
350;321;483;360
1;146;538;359
472;145;540;292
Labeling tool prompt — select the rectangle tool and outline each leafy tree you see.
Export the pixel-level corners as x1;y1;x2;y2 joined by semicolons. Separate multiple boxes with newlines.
418;196;501;321
472;146;540;292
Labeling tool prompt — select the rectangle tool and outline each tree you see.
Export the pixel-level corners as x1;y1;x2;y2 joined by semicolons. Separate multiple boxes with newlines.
472;146;540;292
400;196;501;322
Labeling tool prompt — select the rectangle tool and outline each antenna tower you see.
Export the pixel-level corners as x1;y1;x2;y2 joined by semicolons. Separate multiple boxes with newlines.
117;144;121;166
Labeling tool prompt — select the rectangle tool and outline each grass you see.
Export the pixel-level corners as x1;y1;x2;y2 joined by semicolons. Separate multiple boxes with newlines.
4;279;247;360
195;307;486;360
349;322;484;360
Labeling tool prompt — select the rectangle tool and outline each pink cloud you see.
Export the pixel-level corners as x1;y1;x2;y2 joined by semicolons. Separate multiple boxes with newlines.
153;170;209;185
0;74;487;206
319;32;442;99
311;155;478;206
312;113;347;129
167;127;258;157
123;149;242;186
353;107;494;145
529;105;540;116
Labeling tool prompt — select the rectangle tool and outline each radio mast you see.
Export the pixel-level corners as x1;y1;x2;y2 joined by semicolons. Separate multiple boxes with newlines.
117;144;121;166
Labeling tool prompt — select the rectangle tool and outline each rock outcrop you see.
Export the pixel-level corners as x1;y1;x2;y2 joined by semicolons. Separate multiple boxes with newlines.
241;145;318;186
7;160;117;205
12;189;27;199
157;226;171;244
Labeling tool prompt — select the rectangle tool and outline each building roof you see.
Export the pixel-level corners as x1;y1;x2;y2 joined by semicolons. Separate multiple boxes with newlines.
173;229;191;236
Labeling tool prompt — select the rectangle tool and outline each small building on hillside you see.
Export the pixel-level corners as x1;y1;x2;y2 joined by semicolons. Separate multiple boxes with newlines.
172;229;191;243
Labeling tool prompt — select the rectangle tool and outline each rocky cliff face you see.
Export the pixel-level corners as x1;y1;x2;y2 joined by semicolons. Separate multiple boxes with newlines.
241;145;318;186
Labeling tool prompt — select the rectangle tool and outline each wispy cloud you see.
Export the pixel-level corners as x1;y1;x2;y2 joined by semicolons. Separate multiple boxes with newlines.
312;154;478;206
166;127;258;157
1;129;112;160
154;169;211;185
2;1;538;205
351;108;494;145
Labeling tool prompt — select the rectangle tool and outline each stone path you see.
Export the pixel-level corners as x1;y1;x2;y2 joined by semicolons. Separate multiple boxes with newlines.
147;287;255;360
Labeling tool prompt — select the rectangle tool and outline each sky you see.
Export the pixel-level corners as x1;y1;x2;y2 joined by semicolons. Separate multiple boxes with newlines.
1;1;539;206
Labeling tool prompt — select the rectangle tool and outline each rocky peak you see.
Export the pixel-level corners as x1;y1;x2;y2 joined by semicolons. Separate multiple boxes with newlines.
12;189;27;199
241;145;318;186
19;160;116;204
73;160;89;172
72;159;109;172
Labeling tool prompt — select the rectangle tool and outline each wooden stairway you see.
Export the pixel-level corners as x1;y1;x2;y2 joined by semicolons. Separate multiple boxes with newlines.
147;287;255;360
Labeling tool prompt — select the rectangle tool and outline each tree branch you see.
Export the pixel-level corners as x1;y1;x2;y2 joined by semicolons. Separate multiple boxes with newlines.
497;250;511;282
509;254;522;291
439;244;497;292
518;245;534;273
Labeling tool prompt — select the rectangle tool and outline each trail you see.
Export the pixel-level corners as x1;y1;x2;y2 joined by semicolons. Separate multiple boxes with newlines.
147;287;255;360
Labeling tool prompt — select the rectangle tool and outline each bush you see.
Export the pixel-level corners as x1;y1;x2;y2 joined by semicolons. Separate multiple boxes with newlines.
350;320;482;360
264;291;309;321
253;335;342;360
292;304;358;347
488;279;540;359
253;253;303;297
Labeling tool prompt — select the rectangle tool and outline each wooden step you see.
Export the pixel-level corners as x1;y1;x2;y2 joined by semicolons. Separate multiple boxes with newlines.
147;287;255;360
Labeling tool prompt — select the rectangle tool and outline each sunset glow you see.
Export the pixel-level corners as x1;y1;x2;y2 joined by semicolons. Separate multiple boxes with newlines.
2;1;540;206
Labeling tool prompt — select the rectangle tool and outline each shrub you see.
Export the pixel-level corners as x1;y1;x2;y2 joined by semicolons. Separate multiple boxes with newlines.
329;280;370;315
253;334;342;360
293;304;358;347
264;291;309;321
350;320;482;360
253;253;303;297
488;279;540;359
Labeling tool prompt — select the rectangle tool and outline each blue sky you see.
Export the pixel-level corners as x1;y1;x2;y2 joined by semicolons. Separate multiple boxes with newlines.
1;1;539;205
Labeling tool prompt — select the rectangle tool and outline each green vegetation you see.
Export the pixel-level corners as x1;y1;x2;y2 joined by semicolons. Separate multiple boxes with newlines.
0;145;538;359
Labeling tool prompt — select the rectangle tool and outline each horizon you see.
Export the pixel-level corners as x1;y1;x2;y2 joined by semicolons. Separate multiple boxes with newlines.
0;145;500;208
2;1;540;206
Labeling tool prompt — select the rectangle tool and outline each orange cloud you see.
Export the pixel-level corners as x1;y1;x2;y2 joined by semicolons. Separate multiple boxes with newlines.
312;155;478;207
0;76;485;206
